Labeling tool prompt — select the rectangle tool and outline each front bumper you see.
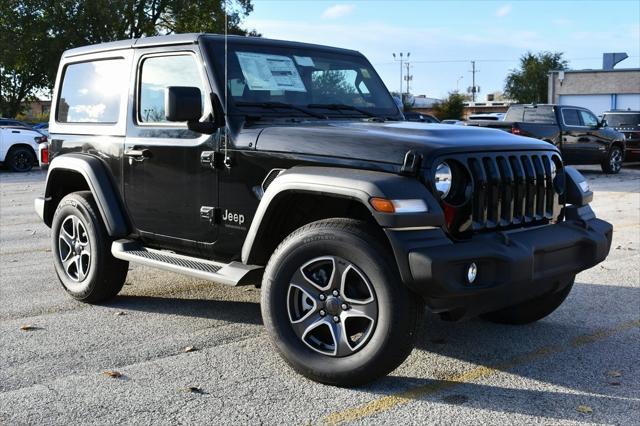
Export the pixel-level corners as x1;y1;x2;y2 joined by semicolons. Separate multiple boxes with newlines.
387;215;612;320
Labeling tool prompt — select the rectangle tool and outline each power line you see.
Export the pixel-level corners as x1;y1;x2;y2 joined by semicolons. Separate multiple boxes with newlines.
373;55;640;66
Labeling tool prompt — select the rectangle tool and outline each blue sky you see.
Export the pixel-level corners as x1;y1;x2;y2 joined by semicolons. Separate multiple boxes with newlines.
244;0;640;100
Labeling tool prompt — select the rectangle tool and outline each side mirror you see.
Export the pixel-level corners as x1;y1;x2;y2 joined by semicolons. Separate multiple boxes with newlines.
599;119;608;128
165;86;202;122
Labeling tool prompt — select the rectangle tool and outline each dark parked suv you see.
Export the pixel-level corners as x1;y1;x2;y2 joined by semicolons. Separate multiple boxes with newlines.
35;34;612;386
602;110;640;161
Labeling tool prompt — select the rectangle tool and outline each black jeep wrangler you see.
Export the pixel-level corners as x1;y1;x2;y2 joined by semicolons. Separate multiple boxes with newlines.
35;34;612;386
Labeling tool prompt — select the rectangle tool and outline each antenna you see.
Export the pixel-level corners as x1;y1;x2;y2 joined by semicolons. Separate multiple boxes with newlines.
223;0;230;167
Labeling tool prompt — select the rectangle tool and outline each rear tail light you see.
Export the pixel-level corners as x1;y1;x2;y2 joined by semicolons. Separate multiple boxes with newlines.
511;126;522;135
40;146;49;164
34;136;48;144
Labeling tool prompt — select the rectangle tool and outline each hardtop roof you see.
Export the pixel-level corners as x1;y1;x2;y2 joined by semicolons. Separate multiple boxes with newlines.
62;33;361;58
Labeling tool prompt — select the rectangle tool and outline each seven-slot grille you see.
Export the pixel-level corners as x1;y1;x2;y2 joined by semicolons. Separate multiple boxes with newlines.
464;152;561;231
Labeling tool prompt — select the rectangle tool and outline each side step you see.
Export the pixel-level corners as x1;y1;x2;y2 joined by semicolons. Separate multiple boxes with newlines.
111;240;263;286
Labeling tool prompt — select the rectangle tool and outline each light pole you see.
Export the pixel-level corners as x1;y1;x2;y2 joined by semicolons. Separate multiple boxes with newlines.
456;76;464;92
392;52;410;95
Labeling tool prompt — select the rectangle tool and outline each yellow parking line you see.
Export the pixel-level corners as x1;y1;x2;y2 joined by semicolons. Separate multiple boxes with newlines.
321;319;640;425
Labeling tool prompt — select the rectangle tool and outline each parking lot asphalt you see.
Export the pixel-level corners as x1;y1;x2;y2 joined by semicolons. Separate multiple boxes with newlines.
0;166;639;425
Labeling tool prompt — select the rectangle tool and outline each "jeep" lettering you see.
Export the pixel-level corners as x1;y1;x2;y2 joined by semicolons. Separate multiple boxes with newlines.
222;209;245;226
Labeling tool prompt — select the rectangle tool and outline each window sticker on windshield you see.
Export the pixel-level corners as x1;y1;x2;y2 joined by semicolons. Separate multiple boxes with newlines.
361;69;371;79
294;56;315;67
236;52;307;92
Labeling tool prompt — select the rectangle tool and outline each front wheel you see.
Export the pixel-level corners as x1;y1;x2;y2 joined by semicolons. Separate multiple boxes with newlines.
601;146;623;174
481;277;574;325
51;191;128;303
261;219;420;386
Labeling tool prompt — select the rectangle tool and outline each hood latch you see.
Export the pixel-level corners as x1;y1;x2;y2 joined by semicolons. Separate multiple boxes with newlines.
400;150;422;176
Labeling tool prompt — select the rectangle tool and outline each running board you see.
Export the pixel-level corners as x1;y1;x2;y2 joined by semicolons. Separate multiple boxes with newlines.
111;239;263;286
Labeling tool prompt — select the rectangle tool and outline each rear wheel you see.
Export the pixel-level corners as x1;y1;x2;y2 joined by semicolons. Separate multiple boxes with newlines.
601;146;623;174
7;146;36;172
51;191;128;302
261;218;420;386
481;277;574;325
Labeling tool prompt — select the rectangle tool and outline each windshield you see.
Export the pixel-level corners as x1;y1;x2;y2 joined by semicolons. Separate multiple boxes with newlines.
603;113;640;127
204;38;400;119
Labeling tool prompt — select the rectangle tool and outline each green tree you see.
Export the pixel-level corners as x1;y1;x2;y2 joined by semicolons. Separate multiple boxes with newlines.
312;70;356;102
0;0;258;117
432;92;466;120
505;51;568;103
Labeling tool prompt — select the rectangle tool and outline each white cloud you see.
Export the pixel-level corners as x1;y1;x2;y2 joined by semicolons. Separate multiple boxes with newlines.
495;4;512;17
552;18;572;27
321;4;355;19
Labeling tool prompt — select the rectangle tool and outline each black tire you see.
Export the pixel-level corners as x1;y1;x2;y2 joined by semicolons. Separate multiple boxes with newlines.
51;191;128;303
7;146;36;172
481;277;574;325
601;145;623;174
261;218;420;386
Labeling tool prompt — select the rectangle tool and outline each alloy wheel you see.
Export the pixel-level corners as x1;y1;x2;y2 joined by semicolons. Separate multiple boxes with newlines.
610;149;622;172
287;256;378;357
58;215;91;282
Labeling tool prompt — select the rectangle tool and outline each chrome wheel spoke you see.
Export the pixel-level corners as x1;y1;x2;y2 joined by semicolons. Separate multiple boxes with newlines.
293;312;324;337
345;299;378;320
63;254;78;274
331;321;355;357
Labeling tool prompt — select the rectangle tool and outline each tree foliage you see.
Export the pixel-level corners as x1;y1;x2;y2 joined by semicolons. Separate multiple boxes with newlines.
504;51;568;104
312;70;356;102
0;0;258;117
432;92;466;120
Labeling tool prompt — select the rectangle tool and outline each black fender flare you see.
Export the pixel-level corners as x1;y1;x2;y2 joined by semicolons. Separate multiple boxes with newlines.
43;153;129;237
241;166;444;264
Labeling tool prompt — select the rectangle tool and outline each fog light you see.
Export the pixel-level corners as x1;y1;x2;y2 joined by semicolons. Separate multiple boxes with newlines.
467;263;477;284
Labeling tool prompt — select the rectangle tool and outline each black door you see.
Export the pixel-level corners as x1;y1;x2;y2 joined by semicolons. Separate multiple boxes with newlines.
123;51;219;255
560;107;599;164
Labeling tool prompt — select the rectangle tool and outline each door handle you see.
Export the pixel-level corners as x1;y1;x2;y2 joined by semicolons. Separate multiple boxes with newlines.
124;148;152;162
577;137;589;143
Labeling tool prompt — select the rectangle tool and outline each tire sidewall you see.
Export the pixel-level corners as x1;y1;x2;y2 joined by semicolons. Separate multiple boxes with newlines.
262;223;415;383
51;195;104;300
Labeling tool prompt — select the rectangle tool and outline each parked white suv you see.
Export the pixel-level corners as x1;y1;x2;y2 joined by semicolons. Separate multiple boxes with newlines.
0;125;47;172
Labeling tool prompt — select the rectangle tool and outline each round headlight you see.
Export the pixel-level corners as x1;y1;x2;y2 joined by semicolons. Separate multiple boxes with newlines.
435;162;452;198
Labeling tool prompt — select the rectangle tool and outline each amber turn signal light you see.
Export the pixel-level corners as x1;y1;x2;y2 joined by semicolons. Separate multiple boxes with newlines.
369;197;395;213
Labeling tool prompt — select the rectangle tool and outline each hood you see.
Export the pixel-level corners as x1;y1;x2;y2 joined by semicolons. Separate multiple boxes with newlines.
253;121;557;166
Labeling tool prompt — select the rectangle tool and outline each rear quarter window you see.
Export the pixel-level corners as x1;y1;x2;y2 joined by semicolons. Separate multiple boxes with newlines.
56;59;127;124
522;107;556;124
504;106;524;122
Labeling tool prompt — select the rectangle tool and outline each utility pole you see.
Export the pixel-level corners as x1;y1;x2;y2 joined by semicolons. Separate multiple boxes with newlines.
392;52;410;95
469;61;478;102
404;62;413;96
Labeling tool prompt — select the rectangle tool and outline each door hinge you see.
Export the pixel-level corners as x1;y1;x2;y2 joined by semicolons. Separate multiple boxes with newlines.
200;206;219;224
201;151;222;169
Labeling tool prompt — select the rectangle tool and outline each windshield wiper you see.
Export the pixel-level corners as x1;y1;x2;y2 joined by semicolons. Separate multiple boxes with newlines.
235;101;327;119
307;103;379;119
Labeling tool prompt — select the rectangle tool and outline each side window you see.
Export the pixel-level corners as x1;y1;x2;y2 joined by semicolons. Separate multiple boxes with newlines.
138;55;205;123
56;59;127;123
562;108;581;126
579;110;598;127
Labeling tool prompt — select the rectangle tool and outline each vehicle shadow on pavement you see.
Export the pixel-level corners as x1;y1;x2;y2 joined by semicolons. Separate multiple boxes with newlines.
354;281;639;422
104;295;263;325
